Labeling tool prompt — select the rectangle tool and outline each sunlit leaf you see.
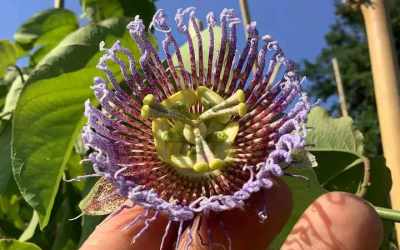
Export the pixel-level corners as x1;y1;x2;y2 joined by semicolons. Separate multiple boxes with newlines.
14;9;79;66
14;9;78;48
12;18;144;229
0;74;26;119
12;68;94;229
80;0;155;24
0;41;23;78
307;107;364;154
307;107;368;194
28;18;140;83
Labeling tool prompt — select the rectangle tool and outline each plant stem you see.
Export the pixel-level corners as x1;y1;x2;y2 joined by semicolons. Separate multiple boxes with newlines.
54;0;64;9
375;206;400;223
359;0;400;243
331;58;349;117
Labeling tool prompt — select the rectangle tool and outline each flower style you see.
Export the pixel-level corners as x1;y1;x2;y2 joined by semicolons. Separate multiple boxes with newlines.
81;7;310;249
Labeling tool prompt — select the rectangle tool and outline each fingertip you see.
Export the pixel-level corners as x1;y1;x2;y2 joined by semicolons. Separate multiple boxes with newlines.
80;206;176;250
282;191;383;250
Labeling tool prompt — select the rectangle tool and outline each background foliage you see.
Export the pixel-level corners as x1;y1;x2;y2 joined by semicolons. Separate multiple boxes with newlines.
303;0;400;156
0;0;397;249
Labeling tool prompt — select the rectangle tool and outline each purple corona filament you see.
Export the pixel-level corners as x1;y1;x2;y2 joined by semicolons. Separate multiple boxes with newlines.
82;7;311;249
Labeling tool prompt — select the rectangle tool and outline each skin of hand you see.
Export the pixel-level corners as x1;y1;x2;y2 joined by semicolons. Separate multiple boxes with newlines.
80;178;383;250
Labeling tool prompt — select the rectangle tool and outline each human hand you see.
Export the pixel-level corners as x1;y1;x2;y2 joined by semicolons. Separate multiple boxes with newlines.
80;178;383;250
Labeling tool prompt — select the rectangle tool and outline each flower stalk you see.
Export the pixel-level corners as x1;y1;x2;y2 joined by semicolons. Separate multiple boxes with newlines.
375;206;400;223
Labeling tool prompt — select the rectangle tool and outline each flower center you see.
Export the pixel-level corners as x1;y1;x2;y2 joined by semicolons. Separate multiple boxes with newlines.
140;86;247;177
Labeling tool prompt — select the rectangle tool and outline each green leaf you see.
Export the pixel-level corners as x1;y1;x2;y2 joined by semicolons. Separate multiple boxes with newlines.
0;121;12;195
14;9;78;48
50;197;81;250
365;157;391;207
66;151;86;192
307;107;364;155
79;215;104;246
14;8;79;66
0;68;22;91
80;0;155;24
270;167;326;248
12;18;144;230
79;177;126;216
0;239;41;250
364;157;395;250
12;68;95;230
0;41;22;78
0;74;26;119
307;107;369;195
28;17;140;83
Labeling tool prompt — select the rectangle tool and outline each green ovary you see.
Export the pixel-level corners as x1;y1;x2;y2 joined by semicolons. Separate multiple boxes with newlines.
141;86;247;177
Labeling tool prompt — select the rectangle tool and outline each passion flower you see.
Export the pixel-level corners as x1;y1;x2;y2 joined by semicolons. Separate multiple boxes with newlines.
81;7;310;249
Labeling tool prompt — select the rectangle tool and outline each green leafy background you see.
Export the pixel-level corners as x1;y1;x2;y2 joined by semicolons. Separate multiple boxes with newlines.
0;1;396;249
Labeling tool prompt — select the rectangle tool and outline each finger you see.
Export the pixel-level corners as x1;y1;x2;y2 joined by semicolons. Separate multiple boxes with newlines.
179;177;293;250
80;205;176;250
281;191;383;250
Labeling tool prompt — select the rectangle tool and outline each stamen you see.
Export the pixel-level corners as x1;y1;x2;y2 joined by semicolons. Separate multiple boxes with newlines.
131;211;160;244
122;209;149;231
160;220;172;250
209;89;245;111
199;103;247;120
63;173;102;182
141;94;195;126
175;220;184;250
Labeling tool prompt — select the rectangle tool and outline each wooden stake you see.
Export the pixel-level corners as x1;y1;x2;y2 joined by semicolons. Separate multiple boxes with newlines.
54;0;64;9
332;58;349;117
239;0;251;31
360;0;400;243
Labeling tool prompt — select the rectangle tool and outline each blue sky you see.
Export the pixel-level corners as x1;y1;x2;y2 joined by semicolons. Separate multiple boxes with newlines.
0;0;336;63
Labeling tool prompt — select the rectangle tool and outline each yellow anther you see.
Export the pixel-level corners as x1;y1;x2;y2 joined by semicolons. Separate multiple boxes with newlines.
198;103;248;121
143;94;155;105
209;158;225;170
141;105;151;119
211;89;246;111
193;162;209;173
